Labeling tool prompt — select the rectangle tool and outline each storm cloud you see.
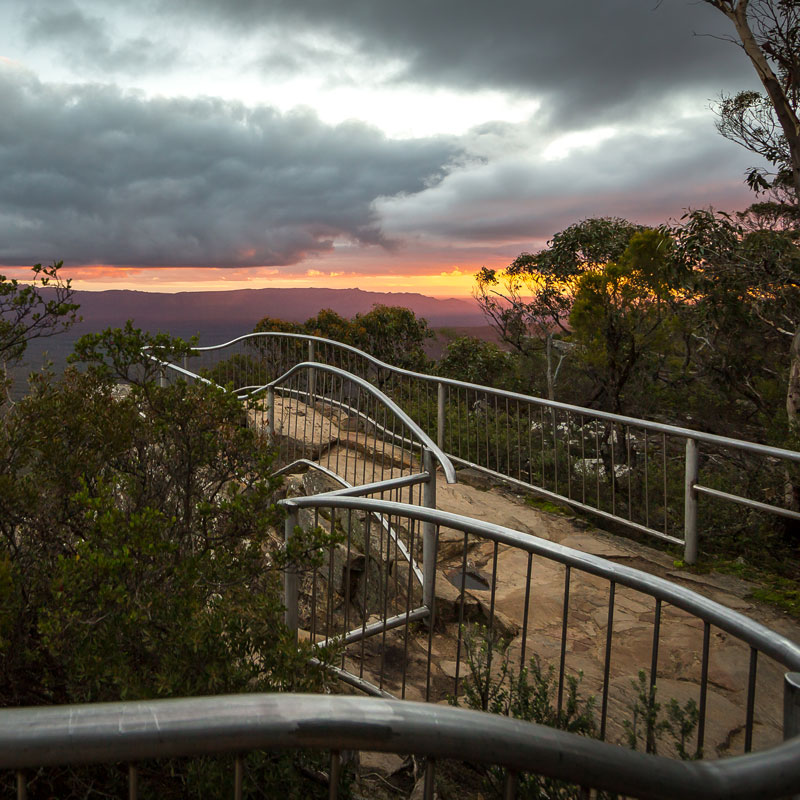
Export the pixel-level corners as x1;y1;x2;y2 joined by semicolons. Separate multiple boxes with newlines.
0;0;769;274
0;69;461;267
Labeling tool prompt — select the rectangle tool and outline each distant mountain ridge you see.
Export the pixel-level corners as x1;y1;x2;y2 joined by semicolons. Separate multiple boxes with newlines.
67;286;484;334
9;286;486;398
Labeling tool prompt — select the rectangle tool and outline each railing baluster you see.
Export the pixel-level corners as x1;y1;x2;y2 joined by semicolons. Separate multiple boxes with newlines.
698;621;710;755
454;531;470;698
503;769;519;799
600;581;615;741
234;755;243;800
745;648;758;753
648;598;662;755
519;552;533;673
329;750;340;800
423;757;436;800
557;565;571;719
128;764;138;800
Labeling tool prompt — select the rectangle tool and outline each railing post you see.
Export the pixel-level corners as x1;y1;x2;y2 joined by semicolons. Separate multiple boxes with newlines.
684;437;699;565
437;381;446;451
159;368;166;388
785;673;800;800
284;504;299;636
785;672;800;739
422;447;437;612
308;339;316;405
267;387;275;443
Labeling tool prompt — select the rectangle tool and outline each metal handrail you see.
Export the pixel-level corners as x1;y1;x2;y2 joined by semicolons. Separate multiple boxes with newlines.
161;330;800;564
179;331;800;462
281;496;800;671
254;361;457;483
5;693;800;800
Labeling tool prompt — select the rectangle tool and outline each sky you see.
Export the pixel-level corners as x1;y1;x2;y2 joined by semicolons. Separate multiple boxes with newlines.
0;0;766;297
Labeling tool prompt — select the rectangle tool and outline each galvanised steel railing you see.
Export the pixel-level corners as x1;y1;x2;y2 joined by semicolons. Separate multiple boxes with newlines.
6;693;800;800
280;497;800;759
8;350;800;797
165;331;800;565
241;361;455;649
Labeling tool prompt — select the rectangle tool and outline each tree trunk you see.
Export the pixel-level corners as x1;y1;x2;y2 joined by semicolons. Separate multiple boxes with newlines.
722;1;800;204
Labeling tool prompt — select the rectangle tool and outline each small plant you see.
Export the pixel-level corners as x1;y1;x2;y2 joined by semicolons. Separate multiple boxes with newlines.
623;670;701;759
452;625;598;799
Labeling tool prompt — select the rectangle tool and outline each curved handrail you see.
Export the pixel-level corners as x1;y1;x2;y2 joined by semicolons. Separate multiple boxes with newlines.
3;693;800;799
184;331;800;461
251;361;457;483
280;495;800;671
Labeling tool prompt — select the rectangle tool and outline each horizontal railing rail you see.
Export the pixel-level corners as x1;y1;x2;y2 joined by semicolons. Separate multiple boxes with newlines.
281;495;800;761
159;331;800;563
6;693;800;800
252;361;456;484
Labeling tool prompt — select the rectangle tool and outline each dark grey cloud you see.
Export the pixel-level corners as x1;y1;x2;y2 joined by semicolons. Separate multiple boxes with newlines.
378;115;755;244
23;2;178;75
155;0;759;126
0;69;461;267
13;1;759;128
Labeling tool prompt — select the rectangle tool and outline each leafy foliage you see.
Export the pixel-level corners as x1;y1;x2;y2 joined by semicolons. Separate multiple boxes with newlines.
451;625;597;799
0;324;339;796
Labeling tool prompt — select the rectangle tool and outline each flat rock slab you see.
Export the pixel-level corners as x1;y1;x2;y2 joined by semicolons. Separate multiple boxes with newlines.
275;412;800;762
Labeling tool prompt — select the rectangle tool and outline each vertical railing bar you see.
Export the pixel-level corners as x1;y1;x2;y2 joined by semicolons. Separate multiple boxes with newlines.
425;525;440;703
610;423;616;515
423;758;436;800
454;531;470;698
335;377;344;478
557;565;571;718
503;770;519;800
402;504;416;699
684;437;699;565
15;771;26;800
392;484;401;617
515;399;522;482
361;391;369;487
645;596;663;755
342;508;354;670
697;621;710;755
484;540;500;704
519;552;533;673
465;388;471;465
234;755;243;800
650;598;662;692
595;421;601;510
128;764;138;800
379;507;391;692
527;403;533;485
552;406;558;495
360;512;372;679
311;507;320;645
301;366;310;461
540;406;546;488
627;425;633;521
329;750;341;800
662;433;668;537
566;409;572;500
580;413;586;505
745;648;758;753
644;430;650;530
600;581;616;742
284;506;299;635
326;506;336;643
505;396;511;476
